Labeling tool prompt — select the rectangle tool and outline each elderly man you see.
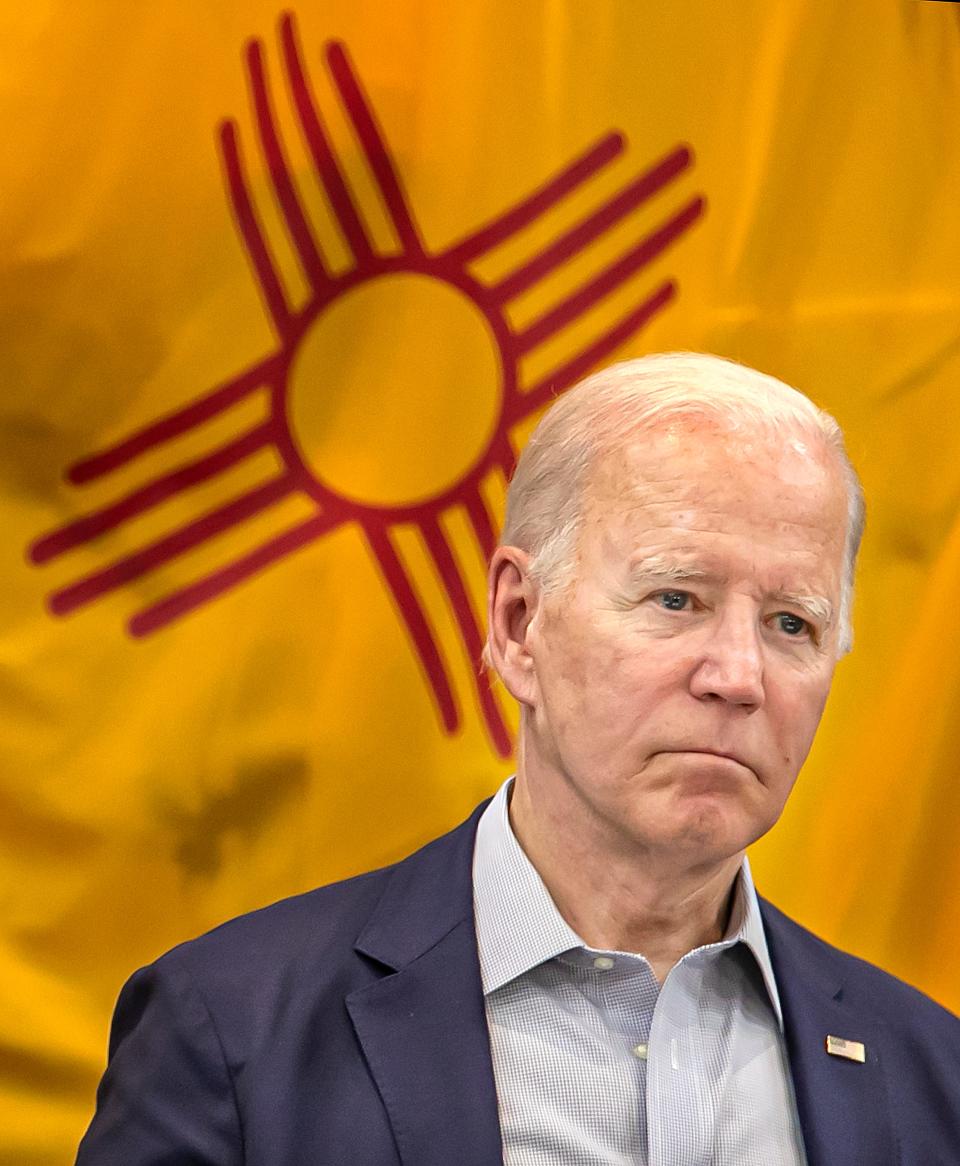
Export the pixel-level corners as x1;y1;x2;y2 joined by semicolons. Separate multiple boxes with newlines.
78;353;960;1166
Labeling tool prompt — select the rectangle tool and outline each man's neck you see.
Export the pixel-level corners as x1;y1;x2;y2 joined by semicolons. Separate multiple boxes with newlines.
508;775;743;984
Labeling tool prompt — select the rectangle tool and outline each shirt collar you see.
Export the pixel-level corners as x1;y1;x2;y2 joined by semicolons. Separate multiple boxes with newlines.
472;777;785;1030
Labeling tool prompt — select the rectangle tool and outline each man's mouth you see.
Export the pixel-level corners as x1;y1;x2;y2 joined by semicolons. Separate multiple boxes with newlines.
672;748;750;769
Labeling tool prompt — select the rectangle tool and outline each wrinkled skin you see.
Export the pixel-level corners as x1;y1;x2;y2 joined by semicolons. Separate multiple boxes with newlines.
491;420;849;891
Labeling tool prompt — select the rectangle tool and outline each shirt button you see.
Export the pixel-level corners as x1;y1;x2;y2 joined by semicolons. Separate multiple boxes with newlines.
632;1044;648;1060
592;956;615;970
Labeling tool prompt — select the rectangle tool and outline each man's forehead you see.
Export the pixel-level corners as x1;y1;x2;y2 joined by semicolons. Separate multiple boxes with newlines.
576;421;849;593
586;419;842;504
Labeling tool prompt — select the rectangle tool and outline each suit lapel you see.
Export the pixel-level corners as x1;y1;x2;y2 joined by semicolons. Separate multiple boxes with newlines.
347;919;502;1166
761;902;898;1166
347;805;503;1166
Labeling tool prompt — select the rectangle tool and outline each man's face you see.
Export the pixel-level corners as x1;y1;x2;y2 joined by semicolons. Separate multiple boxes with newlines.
518;419;849;868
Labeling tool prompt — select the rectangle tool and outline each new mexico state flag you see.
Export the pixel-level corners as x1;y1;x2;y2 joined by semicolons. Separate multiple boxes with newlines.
2;2;959;1159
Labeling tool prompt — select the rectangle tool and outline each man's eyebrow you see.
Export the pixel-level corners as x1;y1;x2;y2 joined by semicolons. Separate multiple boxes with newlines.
771;590;834;627
626;554;720;584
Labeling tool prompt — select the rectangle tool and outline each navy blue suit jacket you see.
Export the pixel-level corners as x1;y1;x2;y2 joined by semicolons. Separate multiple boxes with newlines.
77;802;960;1165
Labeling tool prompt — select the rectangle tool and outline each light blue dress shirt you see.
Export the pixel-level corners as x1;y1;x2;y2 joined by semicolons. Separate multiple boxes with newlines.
472;778;808;1165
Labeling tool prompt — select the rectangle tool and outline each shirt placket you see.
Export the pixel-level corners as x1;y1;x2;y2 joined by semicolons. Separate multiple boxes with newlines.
647;953;716;1166
578;952;660;1164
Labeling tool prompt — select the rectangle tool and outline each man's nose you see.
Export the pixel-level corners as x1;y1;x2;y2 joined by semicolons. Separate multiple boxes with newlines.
688;608;765;708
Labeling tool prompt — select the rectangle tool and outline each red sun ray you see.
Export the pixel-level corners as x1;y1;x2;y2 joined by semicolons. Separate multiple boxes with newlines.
245;37;330;293
128;509;337;638
420;516;512;758
32;420;278;563
325;41;424;257
28;13;706;759
49;475;297;616
489;144;694;304
363;522;459;734
219;121;293;335
64;358;278;485
441;132;625;266
512;282;679;422
514;195;706;356
280;11;374;264
463;490;499;563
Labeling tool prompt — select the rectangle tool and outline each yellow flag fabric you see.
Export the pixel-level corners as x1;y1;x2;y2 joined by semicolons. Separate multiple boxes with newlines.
2;3;959;1159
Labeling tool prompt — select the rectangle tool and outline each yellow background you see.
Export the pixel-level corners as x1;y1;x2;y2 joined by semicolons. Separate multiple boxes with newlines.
1;3;958;1161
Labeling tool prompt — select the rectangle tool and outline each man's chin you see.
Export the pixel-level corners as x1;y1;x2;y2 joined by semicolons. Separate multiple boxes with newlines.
632;792;772;865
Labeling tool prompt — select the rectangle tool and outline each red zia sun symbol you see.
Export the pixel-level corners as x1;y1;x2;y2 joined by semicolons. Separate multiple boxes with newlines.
29;12;705;758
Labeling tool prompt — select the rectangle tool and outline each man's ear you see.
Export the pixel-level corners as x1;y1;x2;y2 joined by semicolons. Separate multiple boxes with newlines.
486;546;541;708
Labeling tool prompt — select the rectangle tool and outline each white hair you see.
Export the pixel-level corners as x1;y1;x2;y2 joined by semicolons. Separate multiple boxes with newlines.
501;352;865;653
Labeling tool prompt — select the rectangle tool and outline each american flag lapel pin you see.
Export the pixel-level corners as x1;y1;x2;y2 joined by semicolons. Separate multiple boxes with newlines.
825;1034;866;1063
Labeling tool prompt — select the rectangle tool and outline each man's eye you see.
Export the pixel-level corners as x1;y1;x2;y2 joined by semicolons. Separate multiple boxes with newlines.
775;612;809;636
655;590;690;611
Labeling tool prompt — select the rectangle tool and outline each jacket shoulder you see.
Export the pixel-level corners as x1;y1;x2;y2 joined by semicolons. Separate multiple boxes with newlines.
165;863;392;978
146;800;487;997
760;897;960;1036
